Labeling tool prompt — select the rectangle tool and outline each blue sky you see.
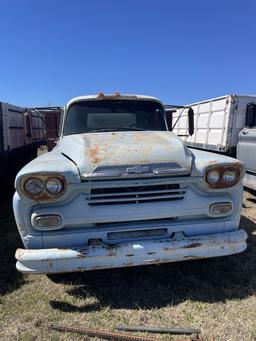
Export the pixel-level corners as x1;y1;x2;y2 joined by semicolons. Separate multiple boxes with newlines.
0;0;255;107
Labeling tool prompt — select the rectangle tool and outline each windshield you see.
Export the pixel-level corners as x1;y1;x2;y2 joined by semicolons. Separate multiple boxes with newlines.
63;100;167;135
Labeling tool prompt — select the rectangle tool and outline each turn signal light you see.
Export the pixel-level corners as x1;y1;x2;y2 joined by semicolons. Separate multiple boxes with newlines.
209;202;233;216
33;214;62;230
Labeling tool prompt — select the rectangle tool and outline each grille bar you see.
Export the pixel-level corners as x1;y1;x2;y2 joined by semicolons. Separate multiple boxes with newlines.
87;193;185;204
87;188;185;199
86;183;186;206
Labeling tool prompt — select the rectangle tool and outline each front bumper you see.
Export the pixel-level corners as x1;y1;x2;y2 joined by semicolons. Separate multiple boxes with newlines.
15;229;247;274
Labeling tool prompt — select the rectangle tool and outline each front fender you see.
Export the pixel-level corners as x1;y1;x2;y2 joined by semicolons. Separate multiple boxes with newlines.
190;149;244;177
14;150;81;199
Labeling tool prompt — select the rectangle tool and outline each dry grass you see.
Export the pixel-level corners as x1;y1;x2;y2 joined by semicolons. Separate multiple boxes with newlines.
1;189;256;341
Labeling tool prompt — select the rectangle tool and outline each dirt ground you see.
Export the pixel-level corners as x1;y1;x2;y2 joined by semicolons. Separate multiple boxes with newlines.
0;189;256;341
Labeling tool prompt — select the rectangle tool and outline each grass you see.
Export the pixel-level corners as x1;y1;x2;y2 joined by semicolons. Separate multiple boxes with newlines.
1;188;256;341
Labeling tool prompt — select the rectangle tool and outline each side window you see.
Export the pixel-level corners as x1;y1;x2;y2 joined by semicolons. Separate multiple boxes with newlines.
246;103;256;127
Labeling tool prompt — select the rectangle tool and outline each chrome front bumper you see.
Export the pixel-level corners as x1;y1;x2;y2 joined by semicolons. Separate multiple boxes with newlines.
15;229;247;274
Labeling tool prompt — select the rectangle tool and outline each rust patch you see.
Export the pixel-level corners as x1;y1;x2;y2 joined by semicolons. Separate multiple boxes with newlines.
183;242;202;249
15;248;27;258
37;192;56;201
88;146;102;164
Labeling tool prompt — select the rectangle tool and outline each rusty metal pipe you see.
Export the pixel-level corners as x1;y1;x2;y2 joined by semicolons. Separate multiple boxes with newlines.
117;325;200;335
48;323;166;341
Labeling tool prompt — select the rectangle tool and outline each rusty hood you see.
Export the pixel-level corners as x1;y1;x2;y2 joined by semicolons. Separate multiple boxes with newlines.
58;131;193;179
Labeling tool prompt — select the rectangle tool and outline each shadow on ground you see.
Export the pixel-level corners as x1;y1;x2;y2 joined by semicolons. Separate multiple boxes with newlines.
49;213;256;312
0;185;25;296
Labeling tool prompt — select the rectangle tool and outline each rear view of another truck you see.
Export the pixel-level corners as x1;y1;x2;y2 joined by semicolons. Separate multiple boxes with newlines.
0;102;44;180
171;94;256;191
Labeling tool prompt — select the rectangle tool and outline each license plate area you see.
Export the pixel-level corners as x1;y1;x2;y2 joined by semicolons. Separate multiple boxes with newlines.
107;228;168;241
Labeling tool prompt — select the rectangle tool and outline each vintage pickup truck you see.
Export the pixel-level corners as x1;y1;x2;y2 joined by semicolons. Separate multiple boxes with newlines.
13;93;247;274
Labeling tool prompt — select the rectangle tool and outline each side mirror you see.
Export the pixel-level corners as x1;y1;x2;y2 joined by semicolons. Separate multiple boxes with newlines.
166;110;173;131
188;107;194;136
24;111;32;138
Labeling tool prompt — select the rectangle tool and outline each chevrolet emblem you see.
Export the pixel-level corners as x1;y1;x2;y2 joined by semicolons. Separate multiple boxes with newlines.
126;165;150;174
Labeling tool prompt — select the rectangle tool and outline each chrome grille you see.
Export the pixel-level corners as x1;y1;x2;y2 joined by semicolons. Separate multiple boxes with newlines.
86;183;186;206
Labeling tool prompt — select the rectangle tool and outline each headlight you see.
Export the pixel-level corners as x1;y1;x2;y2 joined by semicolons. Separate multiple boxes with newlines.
206;169;220;185
24;178;44;196
21;174;66;200
223;169;237;183
45;178;64;195
205;165;243;189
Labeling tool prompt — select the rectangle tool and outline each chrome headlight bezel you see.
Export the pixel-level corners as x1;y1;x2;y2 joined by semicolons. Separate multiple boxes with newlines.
20;174;66;200
204;164;243;189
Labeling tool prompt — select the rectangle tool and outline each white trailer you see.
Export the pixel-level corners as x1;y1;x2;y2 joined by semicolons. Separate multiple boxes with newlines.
0;102;44;178
171;94;256;190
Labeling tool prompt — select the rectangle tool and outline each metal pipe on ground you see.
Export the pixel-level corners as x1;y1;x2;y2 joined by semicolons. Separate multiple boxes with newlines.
117;325;201;335
48;324;165;341
48;323;206;341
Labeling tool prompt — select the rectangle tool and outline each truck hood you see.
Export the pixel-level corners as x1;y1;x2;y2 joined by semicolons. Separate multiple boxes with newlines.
57;131;193;179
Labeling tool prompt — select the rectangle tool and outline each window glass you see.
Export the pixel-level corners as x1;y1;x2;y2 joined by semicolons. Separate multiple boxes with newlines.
246;103;256;127
64;100;167;135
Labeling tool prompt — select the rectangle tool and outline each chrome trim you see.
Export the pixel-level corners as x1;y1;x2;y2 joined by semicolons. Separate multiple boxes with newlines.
82;162;191;180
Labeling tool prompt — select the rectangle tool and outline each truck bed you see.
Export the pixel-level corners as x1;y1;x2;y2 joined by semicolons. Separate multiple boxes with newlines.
172;94;256;154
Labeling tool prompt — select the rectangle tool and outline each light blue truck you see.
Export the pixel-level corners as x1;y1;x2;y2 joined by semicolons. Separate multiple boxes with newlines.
13;93;247;274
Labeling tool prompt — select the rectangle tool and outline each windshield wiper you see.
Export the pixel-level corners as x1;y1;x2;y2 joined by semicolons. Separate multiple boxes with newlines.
90;127;146;132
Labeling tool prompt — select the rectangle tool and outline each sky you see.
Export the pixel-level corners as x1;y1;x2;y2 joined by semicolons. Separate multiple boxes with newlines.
0;0;255;107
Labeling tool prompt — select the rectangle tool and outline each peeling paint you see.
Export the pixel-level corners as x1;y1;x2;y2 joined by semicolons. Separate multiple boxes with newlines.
15;230;247;274
58;131;193;178
88;146;102;164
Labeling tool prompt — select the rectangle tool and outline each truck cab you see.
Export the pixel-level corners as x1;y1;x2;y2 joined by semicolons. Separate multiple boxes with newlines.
237;102;256;190
13;93;247;274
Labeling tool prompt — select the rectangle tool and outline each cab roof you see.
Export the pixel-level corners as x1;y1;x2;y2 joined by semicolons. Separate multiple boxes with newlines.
66;93;161;109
